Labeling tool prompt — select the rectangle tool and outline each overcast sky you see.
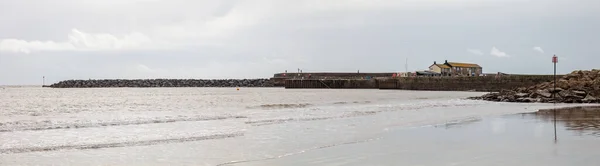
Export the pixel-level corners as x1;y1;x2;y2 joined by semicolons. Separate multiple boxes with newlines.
1;0;599;85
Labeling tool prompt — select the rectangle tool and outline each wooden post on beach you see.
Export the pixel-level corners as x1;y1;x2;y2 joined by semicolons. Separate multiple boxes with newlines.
552;55;558;142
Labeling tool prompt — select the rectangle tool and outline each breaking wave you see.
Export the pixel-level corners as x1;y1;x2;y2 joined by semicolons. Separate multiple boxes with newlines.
0;115;247;132
333;101;371;105
0;132;244;154
246;103;312;109
247;99;482;126
246;111;377;126
246;101;373;110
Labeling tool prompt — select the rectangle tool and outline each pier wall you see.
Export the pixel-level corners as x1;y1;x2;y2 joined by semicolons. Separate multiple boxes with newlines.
285;75;561;91
273;72;395;79
284;79;379;89
273;72;395;87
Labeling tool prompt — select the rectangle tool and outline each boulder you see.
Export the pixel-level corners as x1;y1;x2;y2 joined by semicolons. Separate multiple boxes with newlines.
572;90;587;97
557;79;570;89
559;90;584;99
535;90;552;98
582;95;598;103
516;93;529;98
547;87;564;93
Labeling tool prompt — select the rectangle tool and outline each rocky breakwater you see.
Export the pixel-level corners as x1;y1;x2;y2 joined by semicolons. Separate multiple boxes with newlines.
469;69;600;103
48;79;274;88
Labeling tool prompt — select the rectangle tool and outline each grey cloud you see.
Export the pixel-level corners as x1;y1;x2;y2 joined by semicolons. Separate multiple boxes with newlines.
490;47;510;58
1;0;600;85
0;29;154;54
533;47;545;53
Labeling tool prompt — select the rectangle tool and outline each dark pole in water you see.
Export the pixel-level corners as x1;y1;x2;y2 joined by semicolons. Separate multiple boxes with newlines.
552;55;558;142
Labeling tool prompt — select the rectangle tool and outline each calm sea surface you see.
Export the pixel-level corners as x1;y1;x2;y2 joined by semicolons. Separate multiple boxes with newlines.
0;87;597;166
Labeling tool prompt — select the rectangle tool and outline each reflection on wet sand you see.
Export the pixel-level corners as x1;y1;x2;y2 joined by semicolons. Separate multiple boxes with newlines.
229;106;600;166
529;106;600;137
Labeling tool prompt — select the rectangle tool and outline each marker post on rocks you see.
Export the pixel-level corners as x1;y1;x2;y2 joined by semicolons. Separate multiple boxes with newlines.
552;55;558;142
553;55;558;98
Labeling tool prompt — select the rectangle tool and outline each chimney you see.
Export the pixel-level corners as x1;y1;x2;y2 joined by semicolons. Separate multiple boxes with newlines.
434;61;436;64
445;60;448;63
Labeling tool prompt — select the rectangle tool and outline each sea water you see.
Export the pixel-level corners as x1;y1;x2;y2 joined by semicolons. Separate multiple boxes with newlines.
0;87;591;165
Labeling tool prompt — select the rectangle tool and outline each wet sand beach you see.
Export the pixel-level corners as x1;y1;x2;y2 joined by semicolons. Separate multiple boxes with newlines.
230;106;600;166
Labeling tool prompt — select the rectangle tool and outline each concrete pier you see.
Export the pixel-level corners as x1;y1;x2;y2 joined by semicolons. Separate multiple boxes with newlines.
284;79;379;89
285;75;561;92
387;75;560;92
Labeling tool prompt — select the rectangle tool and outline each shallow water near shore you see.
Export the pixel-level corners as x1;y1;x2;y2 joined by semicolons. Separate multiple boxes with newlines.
230;107;600;166
0;87;598;165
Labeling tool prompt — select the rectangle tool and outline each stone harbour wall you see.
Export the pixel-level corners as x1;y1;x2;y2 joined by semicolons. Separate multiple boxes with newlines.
379;75;561;92
284;79;379;89
47;79;274;88
273;72;395;79
284;75;560;91
272;72;395;87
